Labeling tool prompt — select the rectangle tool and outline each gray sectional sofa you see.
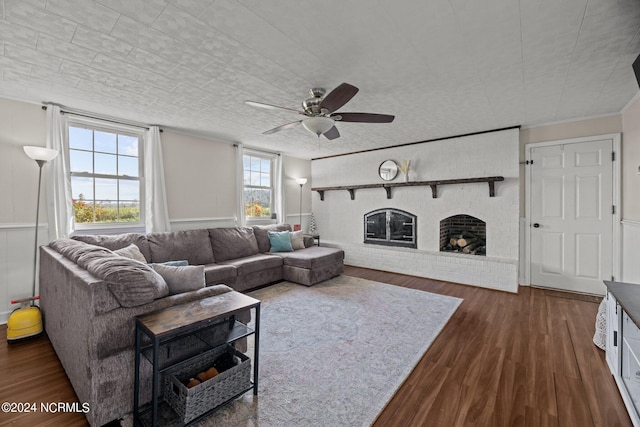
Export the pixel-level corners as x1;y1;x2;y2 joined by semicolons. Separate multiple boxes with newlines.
39;224;344;426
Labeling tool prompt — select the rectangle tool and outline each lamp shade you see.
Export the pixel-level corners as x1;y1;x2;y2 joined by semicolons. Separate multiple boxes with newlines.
301;117;334;136
23;146;58;162
296;177;308;186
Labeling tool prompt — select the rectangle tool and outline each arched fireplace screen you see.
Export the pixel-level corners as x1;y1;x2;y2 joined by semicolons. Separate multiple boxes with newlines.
364;208;416;248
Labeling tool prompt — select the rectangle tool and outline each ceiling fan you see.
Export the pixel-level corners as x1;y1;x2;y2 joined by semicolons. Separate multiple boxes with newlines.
244;83;395;140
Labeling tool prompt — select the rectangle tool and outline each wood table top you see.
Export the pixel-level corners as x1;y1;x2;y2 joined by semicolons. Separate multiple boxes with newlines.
137;291;259;338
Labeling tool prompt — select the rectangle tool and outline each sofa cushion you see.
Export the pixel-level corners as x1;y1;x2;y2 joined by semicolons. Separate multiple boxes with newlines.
252;224;292;253
273;246;345;269
203;263;237;285
208;227;259;262
72;233;151;261
268;230;293;252
114;243;147;263
50;239;170;307
50;238;113;265
151;264;205;295
84;255;169;308
147;229;215;265
218;254;283;275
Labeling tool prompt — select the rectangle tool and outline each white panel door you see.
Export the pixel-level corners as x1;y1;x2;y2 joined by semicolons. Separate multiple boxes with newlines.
530;139;613;294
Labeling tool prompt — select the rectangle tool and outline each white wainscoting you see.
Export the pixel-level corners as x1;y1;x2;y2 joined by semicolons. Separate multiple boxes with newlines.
0;224;48;325
169;217;238;231
622;220;640;283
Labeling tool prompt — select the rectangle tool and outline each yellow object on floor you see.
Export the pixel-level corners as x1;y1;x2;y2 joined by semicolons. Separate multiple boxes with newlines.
7;305;43;342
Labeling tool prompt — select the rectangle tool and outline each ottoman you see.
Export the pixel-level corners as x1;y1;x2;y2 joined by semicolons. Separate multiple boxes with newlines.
275;246;344;286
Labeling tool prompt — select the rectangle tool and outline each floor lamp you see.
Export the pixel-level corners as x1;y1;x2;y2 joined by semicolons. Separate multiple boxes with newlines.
7;146;59;342
296;178;307;232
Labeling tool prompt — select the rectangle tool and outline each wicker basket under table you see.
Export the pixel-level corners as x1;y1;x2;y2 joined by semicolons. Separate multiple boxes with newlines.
163;345;252;424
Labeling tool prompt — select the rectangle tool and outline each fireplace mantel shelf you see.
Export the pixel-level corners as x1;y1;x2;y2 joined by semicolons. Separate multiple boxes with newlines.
312;176;505;200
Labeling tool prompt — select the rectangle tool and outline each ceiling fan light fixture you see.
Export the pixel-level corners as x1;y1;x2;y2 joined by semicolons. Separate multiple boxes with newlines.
302;116;335;137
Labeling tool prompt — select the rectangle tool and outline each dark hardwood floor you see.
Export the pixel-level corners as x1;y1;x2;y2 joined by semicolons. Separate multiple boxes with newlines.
0;266;632;426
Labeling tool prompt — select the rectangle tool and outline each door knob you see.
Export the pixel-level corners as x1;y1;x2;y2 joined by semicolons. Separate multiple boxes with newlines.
533;223;540;228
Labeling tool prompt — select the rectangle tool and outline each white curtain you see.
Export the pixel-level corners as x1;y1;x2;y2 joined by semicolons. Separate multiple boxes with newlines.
45;105;74;241
144;126;171;233
274;153;286;224
235;143;246;227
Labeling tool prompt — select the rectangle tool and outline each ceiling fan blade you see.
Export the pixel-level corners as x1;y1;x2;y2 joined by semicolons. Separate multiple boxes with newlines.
323;126;340;140
334;112;395;123
263;120;302;135
319;83;359;113
245;100;303;115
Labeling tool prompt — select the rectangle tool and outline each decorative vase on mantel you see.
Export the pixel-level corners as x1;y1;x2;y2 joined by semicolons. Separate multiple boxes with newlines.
399;160;411;183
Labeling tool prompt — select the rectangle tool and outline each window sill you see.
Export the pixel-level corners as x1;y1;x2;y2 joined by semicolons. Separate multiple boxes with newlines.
72;223;146;236
246;218;277;226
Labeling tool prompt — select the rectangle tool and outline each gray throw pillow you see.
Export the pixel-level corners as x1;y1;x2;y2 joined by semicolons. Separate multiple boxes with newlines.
114;243;147;263
290;230;305;250
151;264;205;295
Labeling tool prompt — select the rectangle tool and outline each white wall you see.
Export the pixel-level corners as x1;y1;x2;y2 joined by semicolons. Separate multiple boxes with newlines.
283;156;312;230
312;128;520;292
622;96;640;222
161;130;237;229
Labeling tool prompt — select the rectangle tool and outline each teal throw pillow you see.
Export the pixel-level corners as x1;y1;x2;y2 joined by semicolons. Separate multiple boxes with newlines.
268;230;293;252
150;260;189;267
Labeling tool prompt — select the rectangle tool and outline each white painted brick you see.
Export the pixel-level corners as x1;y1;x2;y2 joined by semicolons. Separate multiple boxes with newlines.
313;129;519;293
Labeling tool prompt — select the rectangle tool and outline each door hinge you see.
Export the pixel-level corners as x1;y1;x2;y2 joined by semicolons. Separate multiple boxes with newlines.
614;330;618;347
612;151;616;161
613;205;616;215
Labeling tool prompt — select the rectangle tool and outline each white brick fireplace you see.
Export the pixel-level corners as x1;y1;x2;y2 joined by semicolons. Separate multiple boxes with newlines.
311;128;520;293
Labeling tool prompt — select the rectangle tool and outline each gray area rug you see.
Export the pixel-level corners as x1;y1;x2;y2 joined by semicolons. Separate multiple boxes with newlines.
195;275;462;426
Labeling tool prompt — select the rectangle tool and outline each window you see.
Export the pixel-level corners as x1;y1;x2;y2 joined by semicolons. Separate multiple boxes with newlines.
68;119;144;227
243;152;274;220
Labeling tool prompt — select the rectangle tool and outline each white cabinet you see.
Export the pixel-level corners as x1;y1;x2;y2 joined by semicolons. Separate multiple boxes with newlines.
607;292;620;375
605;286;640;427
623;311;640;424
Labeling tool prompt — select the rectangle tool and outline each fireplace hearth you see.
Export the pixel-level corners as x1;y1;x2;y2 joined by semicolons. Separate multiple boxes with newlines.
440;214;486;255
364;208;416;248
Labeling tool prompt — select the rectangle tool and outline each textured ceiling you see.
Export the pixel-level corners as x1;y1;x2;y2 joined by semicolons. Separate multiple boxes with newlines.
0;0;639;159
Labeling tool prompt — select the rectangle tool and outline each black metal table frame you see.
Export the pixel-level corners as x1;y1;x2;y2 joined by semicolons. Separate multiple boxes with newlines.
133;298;260;427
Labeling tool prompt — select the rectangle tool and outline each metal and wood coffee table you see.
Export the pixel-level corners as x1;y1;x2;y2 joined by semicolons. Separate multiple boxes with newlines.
133;291;260;426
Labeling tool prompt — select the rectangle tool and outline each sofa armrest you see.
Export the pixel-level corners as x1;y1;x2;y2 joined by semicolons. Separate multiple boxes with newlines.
40;245;120;316
303;235;315;248
92;285;235;358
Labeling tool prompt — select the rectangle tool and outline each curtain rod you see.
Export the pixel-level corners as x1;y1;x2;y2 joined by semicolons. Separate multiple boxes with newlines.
41;105;162;132
234;144;281;156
